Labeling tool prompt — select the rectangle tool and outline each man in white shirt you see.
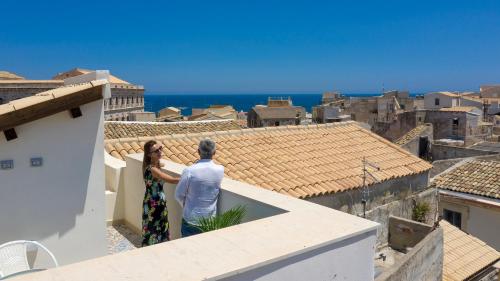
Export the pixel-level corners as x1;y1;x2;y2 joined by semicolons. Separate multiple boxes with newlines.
175;138;224;237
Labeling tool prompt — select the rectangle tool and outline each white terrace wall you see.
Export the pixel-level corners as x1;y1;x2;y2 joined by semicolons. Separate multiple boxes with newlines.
122;154;285;239
0;98;107;266
17;153;379;281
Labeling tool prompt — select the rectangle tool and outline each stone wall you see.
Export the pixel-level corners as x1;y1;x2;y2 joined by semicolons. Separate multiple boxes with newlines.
376;225;443;281
431;144;499;161
365;188;438;246
387;216;433;252
373;111;418;141
306;172;436;246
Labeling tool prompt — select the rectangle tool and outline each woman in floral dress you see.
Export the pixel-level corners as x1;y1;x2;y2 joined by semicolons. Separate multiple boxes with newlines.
142;140;180;246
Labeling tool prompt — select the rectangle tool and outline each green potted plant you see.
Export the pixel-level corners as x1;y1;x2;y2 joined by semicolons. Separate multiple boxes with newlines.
196;206;247;232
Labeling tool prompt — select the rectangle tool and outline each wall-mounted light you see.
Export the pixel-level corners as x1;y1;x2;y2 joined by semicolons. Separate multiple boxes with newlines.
70;107;82;118
1;160;14;170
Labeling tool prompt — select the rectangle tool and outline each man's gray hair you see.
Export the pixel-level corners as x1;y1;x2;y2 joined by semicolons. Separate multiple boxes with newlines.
198;138;216;159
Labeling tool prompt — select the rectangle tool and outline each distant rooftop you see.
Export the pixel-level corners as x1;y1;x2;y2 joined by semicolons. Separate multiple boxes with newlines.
106;122;432;198
438;106;480;113
0;70;25;80
441;220;499;281
430;91;460;97
394;124;430;145
432;159;500;199
104;120;242;139
53;68;131;85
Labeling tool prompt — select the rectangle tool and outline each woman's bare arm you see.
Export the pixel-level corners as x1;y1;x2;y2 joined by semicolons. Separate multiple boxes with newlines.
151;166;180;184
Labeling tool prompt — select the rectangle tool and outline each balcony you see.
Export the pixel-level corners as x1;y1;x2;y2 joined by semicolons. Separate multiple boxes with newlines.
16;153;379;281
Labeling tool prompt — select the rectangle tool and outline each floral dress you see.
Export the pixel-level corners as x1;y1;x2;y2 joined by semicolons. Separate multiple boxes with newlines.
142;165;169;246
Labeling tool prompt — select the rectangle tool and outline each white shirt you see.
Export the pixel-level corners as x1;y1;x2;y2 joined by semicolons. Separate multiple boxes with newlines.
175;159;224;225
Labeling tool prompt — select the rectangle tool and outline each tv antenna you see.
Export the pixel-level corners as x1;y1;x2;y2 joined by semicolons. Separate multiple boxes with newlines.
361;157;381;218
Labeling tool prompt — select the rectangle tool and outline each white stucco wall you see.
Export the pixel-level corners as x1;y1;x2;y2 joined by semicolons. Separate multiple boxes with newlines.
218;230;377;281
468;205;500;251
424;93;459;109
0;99;107;266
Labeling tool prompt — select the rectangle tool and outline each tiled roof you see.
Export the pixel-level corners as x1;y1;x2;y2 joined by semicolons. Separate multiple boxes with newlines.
105;122;432;198
394;125;430;145
0;80;63;84
441;220;499;281
188;112;227;121
462;95;500;104
438;106;479;113
104;120;242;139
432;160;500;199
0;80;106;132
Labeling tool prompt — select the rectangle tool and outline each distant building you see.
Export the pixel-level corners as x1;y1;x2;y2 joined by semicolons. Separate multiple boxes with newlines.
376;90;415;123
189;105;237;121
426;107;482;141
321;91;342;104
480;85;500;98
424;92;460;110
0;77;64;104
433;159;500;251
312;104;351;123
237;110;248;128
128;111;156;122
461;95;500;122
53;68;145;121
157;106;182;122
247;97;306;127
343;97;378;125
0;70;25;80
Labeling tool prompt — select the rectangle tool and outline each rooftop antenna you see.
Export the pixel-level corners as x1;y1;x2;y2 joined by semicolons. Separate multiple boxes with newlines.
361;157;381;218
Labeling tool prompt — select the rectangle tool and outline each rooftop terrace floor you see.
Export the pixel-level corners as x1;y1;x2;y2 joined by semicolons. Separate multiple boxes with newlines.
106;224;140;254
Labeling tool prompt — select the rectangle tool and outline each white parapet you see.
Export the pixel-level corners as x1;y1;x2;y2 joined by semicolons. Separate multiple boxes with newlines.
17;153;379;281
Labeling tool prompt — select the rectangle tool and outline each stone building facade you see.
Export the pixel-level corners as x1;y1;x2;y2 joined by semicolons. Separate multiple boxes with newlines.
247;97;306;127
53;68;145;121
0;80;64;104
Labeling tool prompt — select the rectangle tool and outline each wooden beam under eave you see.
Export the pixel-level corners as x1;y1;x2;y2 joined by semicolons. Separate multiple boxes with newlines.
0;85;104;132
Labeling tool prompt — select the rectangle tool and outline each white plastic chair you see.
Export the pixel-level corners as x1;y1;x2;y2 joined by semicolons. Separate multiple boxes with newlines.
0;240;58;279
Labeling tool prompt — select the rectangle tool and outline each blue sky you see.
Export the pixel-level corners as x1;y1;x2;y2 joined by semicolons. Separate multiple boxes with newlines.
1;0;499;93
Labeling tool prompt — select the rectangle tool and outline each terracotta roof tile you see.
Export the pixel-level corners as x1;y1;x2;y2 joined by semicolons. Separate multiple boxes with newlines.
432;160;500;199
106;122;432;198
441;220;499;281
104;120;242;139
394;125;430;145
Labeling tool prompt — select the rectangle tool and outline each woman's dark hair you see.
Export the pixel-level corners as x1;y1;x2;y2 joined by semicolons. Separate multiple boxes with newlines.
143;140;157;173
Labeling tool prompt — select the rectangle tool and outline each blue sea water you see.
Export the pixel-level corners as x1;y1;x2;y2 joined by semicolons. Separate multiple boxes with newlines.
144;92;420;116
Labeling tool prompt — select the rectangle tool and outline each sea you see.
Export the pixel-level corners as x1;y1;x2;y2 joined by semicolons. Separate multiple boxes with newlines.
144;92;421;116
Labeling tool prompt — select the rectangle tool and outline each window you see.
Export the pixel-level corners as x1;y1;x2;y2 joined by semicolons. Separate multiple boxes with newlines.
443;209;462;228
274;121;280;126
452;118;459;136
435;98;440;106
